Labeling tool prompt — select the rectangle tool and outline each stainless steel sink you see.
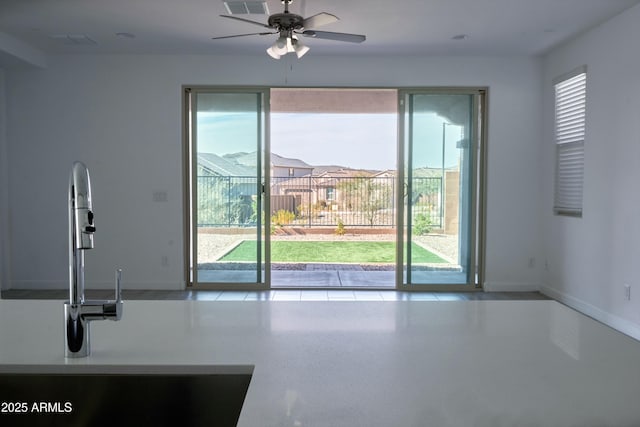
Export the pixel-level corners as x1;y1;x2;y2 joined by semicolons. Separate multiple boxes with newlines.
0;365;253;427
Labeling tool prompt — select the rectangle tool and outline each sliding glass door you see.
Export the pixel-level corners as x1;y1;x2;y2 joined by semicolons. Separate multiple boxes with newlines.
186;88;269;289
398;90;484;289
183;87;484;291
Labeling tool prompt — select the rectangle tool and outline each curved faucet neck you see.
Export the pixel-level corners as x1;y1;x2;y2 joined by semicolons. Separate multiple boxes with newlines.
68;161;94;305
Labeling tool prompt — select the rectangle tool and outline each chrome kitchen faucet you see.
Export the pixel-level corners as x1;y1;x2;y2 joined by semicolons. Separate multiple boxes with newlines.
64;161;123;358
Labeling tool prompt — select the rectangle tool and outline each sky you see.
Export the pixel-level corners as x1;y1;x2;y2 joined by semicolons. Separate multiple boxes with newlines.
271;112;396;170
197;111;465;171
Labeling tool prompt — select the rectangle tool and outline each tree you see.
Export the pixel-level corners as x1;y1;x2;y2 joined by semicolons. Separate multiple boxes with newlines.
338;175;393;226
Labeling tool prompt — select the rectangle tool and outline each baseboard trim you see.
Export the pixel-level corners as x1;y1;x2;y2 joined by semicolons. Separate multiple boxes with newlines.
9;280;67;290
541;285;640;341
483;281;541;292
9;280;185;291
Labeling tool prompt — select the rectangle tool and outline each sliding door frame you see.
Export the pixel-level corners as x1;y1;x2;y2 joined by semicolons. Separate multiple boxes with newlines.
183;86;271;290
396;88;487;291
183;85;486;291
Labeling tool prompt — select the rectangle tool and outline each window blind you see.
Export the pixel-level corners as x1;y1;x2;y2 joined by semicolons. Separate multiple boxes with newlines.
554;69;586;217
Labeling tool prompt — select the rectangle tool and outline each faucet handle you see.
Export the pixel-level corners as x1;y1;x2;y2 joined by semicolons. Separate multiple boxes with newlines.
115;269;123;302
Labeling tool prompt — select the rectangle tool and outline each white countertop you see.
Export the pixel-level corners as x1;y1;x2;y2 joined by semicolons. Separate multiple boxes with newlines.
1;299;640;426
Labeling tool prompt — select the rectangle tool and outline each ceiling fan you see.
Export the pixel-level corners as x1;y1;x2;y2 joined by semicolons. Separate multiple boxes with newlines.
212;0;366;59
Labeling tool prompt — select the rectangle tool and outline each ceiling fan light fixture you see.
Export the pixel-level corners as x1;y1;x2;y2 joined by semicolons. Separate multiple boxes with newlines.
266;35;308;59
266;46;281;59
292;37;310;58
271;35;289;55
295;45;310;58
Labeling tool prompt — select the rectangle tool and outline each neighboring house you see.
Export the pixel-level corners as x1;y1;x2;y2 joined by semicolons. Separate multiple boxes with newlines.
197;152;254;177
198;152;314;216
373;170;396;179
205;151;314;178
270;153;314;178
313;168;376;208
271;167;394;212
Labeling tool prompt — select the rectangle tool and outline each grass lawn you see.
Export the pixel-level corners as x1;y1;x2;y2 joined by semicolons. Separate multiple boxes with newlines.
219;240;447;264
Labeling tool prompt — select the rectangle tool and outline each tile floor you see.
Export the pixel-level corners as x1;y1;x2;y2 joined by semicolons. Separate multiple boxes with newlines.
1;288;551;302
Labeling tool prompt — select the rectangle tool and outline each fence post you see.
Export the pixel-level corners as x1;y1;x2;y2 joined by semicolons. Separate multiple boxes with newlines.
392;177;395;227
227;176;231;228
308;174;312;228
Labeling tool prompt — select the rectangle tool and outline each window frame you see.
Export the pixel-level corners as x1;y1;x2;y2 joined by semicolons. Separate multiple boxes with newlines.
553;66;587;217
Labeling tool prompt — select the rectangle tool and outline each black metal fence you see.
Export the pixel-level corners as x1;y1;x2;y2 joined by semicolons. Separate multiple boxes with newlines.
197;175;442;228
197;176;257;227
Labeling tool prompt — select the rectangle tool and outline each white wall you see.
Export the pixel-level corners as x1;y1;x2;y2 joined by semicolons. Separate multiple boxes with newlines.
0;31;47;69
541;4;640;339
0;69;9;291
3;53;542;291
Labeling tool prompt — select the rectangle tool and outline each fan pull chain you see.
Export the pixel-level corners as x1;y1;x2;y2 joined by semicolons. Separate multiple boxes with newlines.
284;56;293;85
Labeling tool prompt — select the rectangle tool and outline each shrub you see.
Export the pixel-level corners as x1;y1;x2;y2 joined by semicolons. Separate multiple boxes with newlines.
335;218;346;236
297;203;321;219
413;213;432;235
272;209;295;226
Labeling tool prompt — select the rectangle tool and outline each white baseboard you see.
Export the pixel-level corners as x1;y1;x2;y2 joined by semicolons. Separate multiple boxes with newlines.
9;280;185;291
9;280;67;290
541;285;640;342
483;281;541;292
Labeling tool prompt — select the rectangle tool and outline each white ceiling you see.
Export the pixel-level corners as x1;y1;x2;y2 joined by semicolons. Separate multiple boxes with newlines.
1;0;639;60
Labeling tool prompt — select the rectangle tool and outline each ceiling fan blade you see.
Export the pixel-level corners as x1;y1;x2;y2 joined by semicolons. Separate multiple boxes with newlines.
211;32;275;40
302;12;339;29
301;30;366;43
219;15;272;29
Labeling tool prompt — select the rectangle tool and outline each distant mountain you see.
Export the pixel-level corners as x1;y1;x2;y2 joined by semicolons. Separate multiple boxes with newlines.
203;151;419;176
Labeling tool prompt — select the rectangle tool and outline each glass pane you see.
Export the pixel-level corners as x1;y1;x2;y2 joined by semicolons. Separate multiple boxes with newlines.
404;94;474;285
194;92;264;284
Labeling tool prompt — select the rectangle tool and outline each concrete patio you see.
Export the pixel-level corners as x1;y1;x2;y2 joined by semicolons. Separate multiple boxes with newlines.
198;262;466;287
